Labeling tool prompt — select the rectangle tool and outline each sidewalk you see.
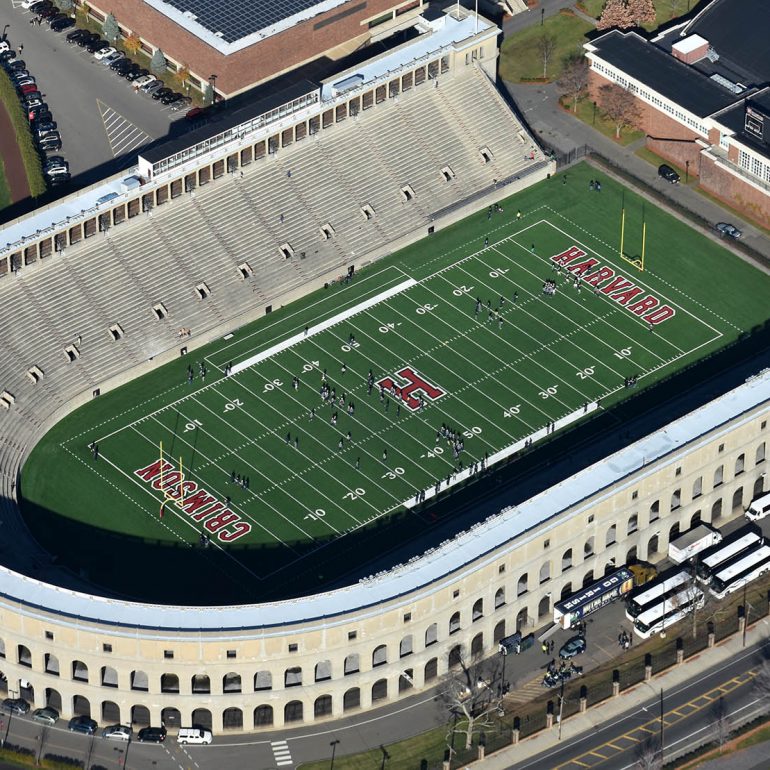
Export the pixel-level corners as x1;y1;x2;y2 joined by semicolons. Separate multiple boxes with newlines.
502;80;770;266
470;616;770;769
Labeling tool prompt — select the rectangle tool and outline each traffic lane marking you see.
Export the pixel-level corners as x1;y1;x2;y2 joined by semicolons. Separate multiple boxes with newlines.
555;667;758;768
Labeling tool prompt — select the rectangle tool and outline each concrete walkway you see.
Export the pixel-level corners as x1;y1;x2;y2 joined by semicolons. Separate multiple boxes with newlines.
468;616;770;769
503;79;770;265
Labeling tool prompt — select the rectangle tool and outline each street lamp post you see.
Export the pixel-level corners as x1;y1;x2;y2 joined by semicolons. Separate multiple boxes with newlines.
2;25;9;41
685;160;690;185
557;677;565;740
659;688;664;763
540;8;544;25
330;739;340;770
208;73;218;105
500;648;507;696
379;745;390;770
592;101;597;125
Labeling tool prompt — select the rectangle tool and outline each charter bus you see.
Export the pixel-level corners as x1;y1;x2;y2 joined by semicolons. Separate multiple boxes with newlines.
695;526;763;584
625;569;691;620
710;543;770;599
632;585;705;639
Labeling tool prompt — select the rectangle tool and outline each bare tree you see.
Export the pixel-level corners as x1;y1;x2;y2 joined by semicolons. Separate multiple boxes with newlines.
629;0;657;25
538;34;557;80
598;83;641;139
439;646;504;752
711;697;731;752
635;735;662;770
556;55;590;112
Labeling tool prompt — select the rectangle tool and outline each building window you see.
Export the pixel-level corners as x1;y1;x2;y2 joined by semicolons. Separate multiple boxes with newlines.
403;613;411;623
544;539;550;549
227;650;236;659
631;490;638;500
288;643;298;653
718;443;725;453
164;650;174;660
102;644;112;653
498;564;505;574
453;589;460;599
348;631;357;641
675;466;681;477
587;514;594;523
45;631;54;641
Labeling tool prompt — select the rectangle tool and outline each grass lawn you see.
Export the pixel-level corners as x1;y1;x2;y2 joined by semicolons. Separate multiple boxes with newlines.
0;159;11;210
499;12;593;82
563;96;645;145
21;162;770;605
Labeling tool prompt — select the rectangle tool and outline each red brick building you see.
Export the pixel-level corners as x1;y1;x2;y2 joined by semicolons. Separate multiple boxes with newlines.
584;0;770;227
85;0;425;97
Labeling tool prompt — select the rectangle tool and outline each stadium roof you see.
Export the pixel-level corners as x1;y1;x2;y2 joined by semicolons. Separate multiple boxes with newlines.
587;30;737;118
2;367;770;635
144;0;352;52
681;0;770;87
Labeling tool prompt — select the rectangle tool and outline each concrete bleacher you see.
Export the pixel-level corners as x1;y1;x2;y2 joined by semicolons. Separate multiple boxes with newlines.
0;66;550;546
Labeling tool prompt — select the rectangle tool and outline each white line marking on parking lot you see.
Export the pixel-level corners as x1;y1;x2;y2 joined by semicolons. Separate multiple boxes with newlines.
97;99;151;157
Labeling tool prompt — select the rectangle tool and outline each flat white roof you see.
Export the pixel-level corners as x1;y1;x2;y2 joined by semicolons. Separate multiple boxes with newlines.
3;369;770;635
673;34;709;54
1;174;141;258
320;12;495;101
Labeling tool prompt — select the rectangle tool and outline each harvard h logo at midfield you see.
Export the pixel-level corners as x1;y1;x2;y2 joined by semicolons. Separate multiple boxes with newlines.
376;367;446;411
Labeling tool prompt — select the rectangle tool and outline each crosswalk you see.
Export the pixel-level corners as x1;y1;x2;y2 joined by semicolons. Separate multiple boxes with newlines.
505;674;547;704
271;739;293;767
97;99;151;157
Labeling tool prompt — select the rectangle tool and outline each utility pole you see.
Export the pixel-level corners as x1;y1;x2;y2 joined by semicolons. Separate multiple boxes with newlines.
558;677;565;741
330;739;340;770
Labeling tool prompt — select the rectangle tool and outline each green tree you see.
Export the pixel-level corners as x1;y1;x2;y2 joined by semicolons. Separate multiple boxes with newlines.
203;82;214;106
150;48;167;75
103;12;119;42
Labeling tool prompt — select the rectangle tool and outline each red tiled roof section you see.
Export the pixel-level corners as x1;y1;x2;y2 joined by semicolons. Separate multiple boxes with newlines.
94;0;403;95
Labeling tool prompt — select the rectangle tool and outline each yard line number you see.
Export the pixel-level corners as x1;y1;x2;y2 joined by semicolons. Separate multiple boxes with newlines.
576;366;595;380
382;467;405;480
539;385;558;399
344;488;366;500
415;303;437;315
184;419;203;432
224;398;244;411
503;404;521;419
614;347;633;359
304;508;326;522
262;379;282;393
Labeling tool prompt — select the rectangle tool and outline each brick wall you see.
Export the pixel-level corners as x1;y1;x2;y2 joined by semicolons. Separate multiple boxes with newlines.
91;0;403;95
588;70;702;173
699;153;770;228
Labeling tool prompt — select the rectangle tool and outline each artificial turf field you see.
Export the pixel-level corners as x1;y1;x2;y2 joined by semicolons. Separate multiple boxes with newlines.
21;163;770;603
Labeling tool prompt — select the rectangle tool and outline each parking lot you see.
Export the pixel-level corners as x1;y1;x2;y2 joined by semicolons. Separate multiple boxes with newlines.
2;0;188;183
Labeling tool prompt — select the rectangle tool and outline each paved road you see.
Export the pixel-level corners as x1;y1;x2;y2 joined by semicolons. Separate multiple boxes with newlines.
510;639;766;770
0;0;183;184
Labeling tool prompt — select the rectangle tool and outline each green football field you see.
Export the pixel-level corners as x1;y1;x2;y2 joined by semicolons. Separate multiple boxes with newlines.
21;163;770;602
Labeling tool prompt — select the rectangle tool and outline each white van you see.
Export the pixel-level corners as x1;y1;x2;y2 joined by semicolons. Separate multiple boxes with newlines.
177;727;213;745
746;492;770;522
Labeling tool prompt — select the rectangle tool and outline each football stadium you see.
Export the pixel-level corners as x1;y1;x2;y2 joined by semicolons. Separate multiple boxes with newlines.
0;3;769;737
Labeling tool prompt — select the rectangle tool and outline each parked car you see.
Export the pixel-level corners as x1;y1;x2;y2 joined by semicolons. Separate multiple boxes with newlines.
45;166;70;182
162;91;187;106
658;164;680;184
68;715;98;734
6;61;28;72
2;698;30;715
185;106;207;120
51;17;75;32
124;66;148;82
558;636;586;660
137;726;166;743
142;80;163;95
19;83;39;95
28;103;49;120
43;154;67;170
102;724;133;741
0;51;17;63
177;727;212;745
22;92;44;107
35;120;58;136
10;70;30;81
38;131;62;151
45;12;67;25
32;706;59;725
715;222;742;239
110;58;132;71
169;97;190;110
38;6;59;18
133;74;156;88
85;38;109;53
28;0;53;11
101;50;124;66
77;32;100;48
32;110;54;126
152;87;174;101
93;46;116;60
66;29;88;44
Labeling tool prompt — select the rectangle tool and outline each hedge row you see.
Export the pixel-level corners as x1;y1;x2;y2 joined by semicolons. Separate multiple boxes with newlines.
0;68;47;198
0;743;87;769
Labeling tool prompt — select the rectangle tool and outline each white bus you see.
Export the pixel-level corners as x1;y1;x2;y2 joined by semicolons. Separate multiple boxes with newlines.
632;586;705;639
710;543;770;599
625;569;691;620
746;492;770;522
695;527;763;584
